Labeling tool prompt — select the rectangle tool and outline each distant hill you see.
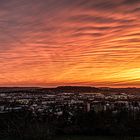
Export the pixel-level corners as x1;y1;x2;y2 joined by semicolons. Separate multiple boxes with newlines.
101;87;140;95
0;86;140;94
0;86;99;94
54;86;100;93
0;87;41;93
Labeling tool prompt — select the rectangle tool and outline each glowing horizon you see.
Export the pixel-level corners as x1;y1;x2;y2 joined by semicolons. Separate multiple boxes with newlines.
0;0;140;87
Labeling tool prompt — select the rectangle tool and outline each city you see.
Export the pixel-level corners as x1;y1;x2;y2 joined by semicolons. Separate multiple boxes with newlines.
0;87;140;139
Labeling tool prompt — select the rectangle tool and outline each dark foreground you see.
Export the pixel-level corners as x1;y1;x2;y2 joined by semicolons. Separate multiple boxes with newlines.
2;136;140;140
1;87;140;139
0;109;140;140
55;136;140;140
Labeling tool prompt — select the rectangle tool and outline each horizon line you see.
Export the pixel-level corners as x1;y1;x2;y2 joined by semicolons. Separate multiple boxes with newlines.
0;85;139;89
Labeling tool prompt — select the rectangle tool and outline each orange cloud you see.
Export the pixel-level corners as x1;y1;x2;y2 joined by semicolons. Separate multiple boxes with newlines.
0;0;140;87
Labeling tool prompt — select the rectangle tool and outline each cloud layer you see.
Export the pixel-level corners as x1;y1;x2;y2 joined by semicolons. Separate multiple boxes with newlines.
0;0;140;87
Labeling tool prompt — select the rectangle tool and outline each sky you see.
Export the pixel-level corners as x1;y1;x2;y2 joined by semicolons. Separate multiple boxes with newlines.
0;0;140;87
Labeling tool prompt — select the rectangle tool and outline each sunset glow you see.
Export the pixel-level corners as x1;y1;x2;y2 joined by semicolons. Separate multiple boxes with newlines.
0;0;140;87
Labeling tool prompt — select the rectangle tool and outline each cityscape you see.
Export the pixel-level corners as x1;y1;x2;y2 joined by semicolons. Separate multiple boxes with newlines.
0;87;140;139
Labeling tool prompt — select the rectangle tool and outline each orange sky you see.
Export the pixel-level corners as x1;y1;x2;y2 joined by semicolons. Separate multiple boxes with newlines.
0;0;140;87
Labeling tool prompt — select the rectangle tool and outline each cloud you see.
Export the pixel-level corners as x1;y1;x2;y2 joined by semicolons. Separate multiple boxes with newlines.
69;14;135;25
0;0;140;87
122;0;140;5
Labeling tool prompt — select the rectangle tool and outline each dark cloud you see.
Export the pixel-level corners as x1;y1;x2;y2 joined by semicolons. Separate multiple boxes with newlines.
130;7;140;13
77;0;121;11
69;14;134;24
76;26;112;32
69;15;115;23
123;0;140;5
74;24;136;33
71;32;104;38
